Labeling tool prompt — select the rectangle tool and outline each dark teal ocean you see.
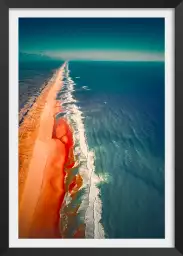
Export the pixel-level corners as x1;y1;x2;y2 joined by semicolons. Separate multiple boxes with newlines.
19;60;165;238
19;60;64;110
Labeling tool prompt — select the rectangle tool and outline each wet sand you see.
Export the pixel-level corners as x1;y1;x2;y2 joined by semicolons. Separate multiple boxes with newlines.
19;63;68;238
28;118;76;238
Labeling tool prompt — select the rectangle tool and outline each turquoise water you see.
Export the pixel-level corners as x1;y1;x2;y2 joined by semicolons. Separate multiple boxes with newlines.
68;61;165;238
19;60;165;238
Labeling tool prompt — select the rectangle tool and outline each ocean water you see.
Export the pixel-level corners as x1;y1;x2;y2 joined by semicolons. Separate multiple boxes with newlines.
60;61;165;239
19;60;165;238
19;60;64;110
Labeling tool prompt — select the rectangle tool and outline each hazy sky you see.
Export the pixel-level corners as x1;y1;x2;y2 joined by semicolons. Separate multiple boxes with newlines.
19;18;165;61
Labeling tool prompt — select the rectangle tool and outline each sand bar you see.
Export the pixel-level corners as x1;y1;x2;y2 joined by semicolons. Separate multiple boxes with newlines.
19;63;66;237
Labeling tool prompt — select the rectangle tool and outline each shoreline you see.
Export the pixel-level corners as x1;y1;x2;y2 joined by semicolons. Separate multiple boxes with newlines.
19;67;63;204
19;63;69;237
19;67;60;126
19;79;49;126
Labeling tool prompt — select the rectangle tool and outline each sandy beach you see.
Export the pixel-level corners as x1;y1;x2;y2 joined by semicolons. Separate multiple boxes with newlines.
19;63;69;238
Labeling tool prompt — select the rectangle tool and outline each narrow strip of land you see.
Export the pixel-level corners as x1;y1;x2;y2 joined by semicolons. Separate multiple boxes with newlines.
19;63;66;237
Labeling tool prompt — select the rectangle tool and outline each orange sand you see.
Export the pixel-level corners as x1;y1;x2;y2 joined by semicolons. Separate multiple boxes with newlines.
19;62;84;238
19;64;67;238
28;118;76;238
19;82;53;204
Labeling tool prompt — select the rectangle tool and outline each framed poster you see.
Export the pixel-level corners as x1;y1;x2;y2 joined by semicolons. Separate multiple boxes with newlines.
0;0;182;255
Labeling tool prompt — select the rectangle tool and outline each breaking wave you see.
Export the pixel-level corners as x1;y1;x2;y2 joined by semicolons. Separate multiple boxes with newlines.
56;62;105;238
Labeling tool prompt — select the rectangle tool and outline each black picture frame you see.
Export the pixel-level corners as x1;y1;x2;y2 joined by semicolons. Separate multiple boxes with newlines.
1;0;182;255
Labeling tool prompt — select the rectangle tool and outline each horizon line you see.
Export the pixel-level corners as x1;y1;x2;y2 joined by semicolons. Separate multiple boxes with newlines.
19;50;165;62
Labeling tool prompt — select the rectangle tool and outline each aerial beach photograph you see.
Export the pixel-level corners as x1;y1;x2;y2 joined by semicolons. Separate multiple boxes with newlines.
18;17;165;239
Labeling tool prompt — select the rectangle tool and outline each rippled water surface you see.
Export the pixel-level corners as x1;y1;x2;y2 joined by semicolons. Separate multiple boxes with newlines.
66;61;165;238
19;60;64;110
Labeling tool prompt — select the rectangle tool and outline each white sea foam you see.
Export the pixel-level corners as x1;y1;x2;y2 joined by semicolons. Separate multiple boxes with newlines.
59;62;105;238
82;86;90;91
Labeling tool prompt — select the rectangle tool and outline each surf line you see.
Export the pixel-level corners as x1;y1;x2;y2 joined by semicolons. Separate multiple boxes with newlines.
58;62;105;239
19;61;105;238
